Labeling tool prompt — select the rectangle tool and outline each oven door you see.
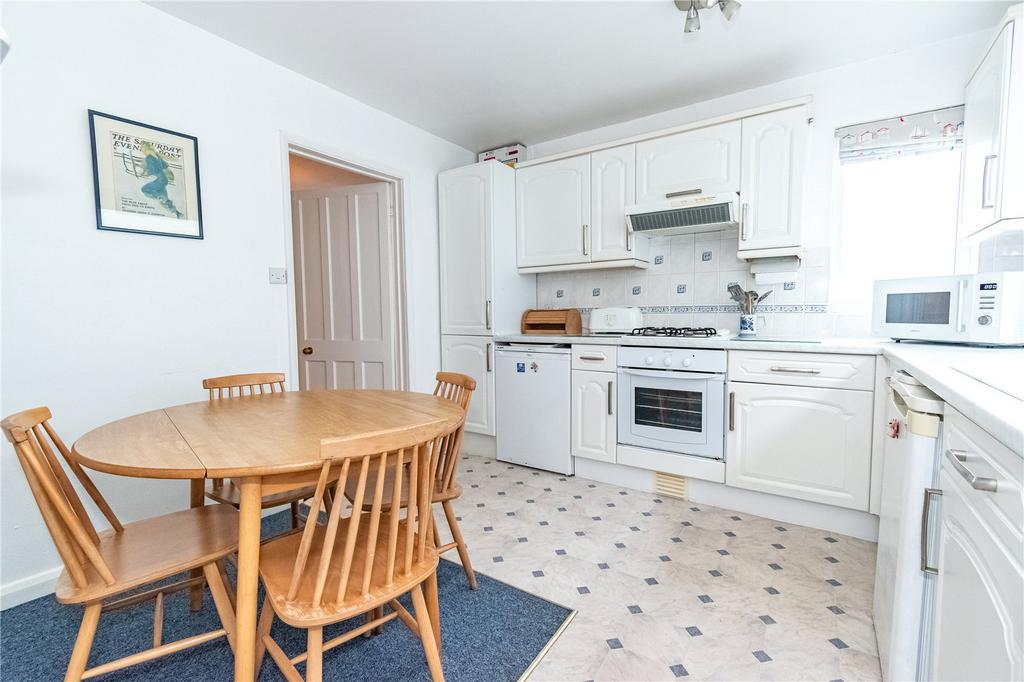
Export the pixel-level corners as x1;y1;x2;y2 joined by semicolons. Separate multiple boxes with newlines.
617;368;725;458
872;276;971;342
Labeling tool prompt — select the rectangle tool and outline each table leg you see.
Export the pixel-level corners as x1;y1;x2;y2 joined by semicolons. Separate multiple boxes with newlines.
425;569;441;654
235;477;262;682
189;479;206;611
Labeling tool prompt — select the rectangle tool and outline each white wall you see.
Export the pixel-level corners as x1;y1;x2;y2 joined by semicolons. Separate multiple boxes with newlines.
527;29;993;336
0;0;473;606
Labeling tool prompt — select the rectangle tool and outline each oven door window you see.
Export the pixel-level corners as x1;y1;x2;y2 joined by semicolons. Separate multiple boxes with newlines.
634;386;703;432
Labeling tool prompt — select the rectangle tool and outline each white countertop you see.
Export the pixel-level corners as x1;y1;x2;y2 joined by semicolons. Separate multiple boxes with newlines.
883;343;1024;456
494;333;885;355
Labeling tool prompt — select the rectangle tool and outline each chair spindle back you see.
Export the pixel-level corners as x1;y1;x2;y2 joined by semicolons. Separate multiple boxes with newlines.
286;419;458;609
432;372;476;495
1;407;123;590
203;372;286;399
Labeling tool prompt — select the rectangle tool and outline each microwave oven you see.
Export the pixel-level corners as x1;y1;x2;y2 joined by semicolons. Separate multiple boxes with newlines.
872;273;1024;346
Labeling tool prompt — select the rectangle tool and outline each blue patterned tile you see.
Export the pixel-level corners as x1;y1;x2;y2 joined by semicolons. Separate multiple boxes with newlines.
752;650;772;663
628;604;642;614
644;577;659;585
577;586;591;594
670;663;689;677
532;570;544;577
829;638;849;650
698;594;713;603
759;615;776;625
606;638;623;650
685;626;702;637
764;587;780;595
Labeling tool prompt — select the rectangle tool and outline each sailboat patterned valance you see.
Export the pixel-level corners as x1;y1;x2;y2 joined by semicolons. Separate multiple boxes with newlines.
836;105;964;164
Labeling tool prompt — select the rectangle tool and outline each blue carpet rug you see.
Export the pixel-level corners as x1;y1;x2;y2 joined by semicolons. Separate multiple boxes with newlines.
1;511;572;681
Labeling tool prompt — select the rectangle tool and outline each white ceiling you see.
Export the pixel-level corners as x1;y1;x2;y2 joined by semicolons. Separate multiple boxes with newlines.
151;1;1011;151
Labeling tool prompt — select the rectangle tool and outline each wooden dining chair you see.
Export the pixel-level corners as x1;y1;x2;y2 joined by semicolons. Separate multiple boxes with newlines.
343;372;479;589
1;407;239;682
255;418;460;682
202;373;318;528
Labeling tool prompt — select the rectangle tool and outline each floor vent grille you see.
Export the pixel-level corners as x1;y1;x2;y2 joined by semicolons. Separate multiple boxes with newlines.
655;471;688;500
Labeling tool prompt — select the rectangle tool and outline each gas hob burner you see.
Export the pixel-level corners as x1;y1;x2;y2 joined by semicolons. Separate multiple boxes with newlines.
630;326;719;338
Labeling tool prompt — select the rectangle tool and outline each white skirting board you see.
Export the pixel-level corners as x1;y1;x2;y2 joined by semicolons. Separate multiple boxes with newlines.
462;432;497;458
1;566;62;610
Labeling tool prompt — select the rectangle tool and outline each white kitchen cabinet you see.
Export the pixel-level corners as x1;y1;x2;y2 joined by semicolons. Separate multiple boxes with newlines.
441;335;494;436
738;106;808;253
591;145;646;263
959;8;1023;241
636;121;741;204
571;369;616;463
439;161;535;335
726;381;872;510
927;408;1023;682
516;156;591;268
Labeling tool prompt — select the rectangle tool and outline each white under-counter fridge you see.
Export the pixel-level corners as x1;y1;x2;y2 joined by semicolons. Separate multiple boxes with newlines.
494;344;573;475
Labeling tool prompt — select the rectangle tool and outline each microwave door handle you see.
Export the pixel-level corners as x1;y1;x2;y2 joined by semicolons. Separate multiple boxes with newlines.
956;279;968;333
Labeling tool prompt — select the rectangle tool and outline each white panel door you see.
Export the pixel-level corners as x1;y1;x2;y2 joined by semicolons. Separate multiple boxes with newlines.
739;107;807;251
292;183;395;391
929;467;1023;681
571;370;616;463
439;165;491;335
591;145;636;262
960;23;1012;237
441;334;494;435
635;121;741;204
726;381;872;510
516;156;591;268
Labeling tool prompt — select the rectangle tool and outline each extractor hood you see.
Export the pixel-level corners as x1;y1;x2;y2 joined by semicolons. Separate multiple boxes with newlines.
625;192;739;237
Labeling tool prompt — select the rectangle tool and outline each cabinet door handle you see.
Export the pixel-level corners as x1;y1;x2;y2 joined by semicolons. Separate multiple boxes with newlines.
981;154;997;209
485;299;492;330
769;366;821;375
626;220;633;252
920;487;942;575
728;391;735;431
946;448;998;492
486;343;492;372
582;224;589;256
578;354;606;362
740;202;750;241
665;188;702;199
607;380;614;415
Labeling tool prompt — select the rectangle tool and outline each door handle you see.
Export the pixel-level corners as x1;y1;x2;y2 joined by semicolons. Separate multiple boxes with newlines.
740;202;750;241
955;279;968;333
946;449;998;492
579;354;606;362
665;188;702;199
728;391;735;431
485;299;492;330
981;154;997;209
920;487;942;574
486;343;492;372
582;224;589;256
607;380;614;415
302;347;313;355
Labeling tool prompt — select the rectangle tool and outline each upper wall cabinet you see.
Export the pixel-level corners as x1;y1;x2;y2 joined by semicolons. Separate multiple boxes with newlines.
636;121;741;203
959;8;1022;241
591;144;647;263
738;106;808;253
516;156;591;269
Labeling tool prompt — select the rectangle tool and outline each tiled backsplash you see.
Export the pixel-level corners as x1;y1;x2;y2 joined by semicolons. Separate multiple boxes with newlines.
536;230;870;337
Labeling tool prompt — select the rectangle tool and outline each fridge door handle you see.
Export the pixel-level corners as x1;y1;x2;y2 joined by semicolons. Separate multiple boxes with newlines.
486;343;492;372
920;487;942;574
607;380;614;415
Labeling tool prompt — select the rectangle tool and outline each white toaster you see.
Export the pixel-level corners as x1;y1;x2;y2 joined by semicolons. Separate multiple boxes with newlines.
588;307;643;334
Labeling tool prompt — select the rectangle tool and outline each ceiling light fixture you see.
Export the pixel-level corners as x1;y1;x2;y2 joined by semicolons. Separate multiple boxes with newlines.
674;0;741;34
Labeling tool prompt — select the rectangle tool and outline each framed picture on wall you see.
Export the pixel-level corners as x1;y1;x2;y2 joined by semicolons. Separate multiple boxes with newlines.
88;110;204;239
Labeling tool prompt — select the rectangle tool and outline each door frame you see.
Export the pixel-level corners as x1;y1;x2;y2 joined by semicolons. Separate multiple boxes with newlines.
278;132;410;390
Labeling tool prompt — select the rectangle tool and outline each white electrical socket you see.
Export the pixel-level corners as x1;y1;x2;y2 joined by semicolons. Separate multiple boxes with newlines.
268;267;288;285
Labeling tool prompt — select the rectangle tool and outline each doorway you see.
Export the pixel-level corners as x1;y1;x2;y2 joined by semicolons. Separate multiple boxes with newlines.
285;148;408;390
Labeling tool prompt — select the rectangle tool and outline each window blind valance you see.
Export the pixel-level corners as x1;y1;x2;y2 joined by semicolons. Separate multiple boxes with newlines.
836;105;964;164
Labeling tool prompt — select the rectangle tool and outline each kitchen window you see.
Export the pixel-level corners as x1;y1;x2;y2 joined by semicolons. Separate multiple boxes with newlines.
831;106;964;324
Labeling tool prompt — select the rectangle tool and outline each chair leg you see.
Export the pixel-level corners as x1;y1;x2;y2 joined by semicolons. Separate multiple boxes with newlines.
217;558;236;611
442;500;477;590
290;500;300;529
65;602;101;682
203;562;237;653
306;626;323;682
254;595;275;680
425;570;441;650
410;584;445;682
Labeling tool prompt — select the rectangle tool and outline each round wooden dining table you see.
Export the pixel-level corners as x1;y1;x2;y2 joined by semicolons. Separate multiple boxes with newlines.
72;389;465;681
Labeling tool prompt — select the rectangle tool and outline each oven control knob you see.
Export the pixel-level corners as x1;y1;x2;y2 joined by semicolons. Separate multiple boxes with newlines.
663;357;673;366
682;357;693;368
978;314;992;326
645;356;655;365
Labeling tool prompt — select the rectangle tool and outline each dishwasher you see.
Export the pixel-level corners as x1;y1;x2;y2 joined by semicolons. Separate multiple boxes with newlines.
494;343;573;475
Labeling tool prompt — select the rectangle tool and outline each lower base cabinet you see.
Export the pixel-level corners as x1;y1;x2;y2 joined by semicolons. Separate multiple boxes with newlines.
571;369;616;463
440;334;494;436
725;381;872;510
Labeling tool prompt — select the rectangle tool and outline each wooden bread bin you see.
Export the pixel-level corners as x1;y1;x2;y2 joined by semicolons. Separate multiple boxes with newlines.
521;309;582;335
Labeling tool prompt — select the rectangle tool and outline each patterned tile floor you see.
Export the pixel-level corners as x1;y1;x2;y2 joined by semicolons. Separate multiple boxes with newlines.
437;454;882;682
